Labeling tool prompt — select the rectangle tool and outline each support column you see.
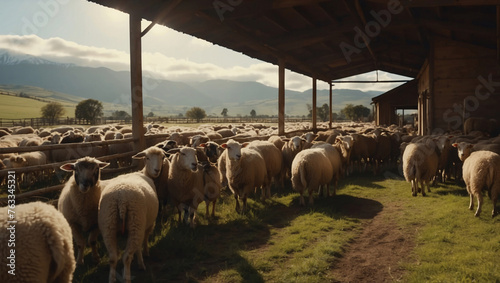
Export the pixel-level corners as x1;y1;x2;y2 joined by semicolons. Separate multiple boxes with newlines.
130;13;145;152
278;60;285;136
312;77;317;131
329;82;333;129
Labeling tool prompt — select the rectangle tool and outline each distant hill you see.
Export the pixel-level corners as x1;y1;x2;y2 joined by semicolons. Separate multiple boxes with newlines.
0;50;383;117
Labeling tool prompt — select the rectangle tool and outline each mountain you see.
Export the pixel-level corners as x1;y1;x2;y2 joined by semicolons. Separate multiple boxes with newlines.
0;50;383;116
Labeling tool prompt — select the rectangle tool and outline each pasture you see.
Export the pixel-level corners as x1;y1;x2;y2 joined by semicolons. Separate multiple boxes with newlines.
72;172;500;283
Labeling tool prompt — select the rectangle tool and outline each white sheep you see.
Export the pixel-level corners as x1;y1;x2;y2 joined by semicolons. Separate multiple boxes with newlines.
221;139;267;213
167;147;205;226
462;150;500;217
311;142;343;196
247;140;283;198
281;136;305;178
0;201;75;283
58;157;110;265
291;148;333;206
98;170;159;283
402;140;439;196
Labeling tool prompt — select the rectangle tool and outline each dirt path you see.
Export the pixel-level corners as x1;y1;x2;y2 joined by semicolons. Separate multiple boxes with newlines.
329;202;416;282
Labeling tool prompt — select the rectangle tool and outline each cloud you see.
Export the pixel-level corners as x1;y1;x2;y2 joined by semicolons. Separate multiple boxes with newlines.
0;34;410;92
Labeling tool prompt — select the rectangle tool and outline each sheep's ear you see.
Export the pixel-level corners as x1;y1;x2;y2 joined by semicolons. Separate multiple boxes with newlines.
242;142;250;148
132;151;146;159
467;144;474;149
199;143;207;148
60;163;75;172
452;143;458;148
221;143;228;149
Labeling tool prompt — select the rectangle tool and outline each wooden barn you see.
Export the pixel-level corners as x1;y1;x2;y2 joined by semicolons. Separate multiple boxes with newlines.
87;0;500;149
372;79;418;126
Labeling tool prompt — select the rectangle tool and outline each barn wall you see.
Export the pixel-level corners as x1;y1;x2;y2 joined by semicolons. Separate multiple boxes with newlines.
430;37;500;133
417;60;430;135
375;102;393;126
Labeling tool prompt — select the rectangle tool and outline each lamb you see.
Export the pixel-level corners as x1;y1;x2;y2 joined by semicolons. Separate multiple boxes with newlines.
98;151;161;283
58;157;110;265
402;139;439;196
221;139;268;213
462;150;500;217
0;201;76;283
291;148;333;206
247;140;283;198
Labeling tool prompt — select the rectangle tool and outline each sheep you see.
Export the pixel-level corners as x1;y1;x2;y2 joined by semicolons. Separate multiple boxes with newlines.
334;135;354;176
190;135;210;147
166;147;205;225
281;136;305;178
58;157;110;265
350;133;377;173
217;128;235;138
217;148;229;187
402;139;439;196
0;201;76;283
268;135;285;151
13;126;35;135
291;148;333;206
311;142;342;196
464;117;499;136
207;132;223;140
200;160;223;218
462;150;500;217
200;141;221;163
452;141;500;162
51;126;74;134
247;140;283;197
98;166;159;283
221;139;268;213
0;129;10;137
85;132;104;142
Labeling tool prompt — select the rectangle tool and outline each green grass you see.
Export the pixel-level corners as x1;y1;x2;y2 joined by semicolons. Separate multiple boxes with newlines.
68;173;500;282
0;94;75;119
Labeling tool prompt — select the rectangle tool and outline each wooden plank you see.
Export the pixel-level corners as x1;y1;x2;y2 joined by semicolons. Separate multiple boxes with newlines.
312;77;317;131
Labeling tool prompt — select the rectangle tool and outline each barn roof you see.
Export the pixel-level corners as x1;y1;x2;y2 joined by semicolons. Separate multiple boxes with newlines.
88;0;499;83
371;79;418;109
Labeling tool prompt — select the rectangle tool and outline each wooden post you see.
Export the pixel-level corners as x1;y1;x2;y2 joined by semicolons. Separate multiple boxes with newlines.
130;12;146;152
329;82;333;129
278;59;285;135
312;77;317;131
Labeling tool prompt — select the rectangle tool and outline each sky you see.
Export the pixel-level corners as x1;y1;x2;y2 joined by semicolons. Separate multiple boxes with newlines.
0;0;410;92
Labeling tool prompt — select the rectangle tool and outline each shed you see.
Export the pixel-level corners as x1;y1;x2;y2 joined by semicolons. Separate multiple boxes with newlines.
86;0;500;149
372;79;418;126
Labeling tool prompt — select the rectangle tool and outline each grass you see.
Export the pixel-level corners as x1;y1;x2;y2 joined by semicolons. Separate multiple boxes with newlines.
0;94;75;119
68;172;500;282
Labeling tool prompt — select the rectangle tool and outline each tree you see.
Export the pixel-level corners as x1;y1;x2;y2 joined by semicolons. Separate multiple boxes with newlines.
341;104;370;121
147;111;154;117
186;107;206;123
75;99;103;124
250;109;257;118
221;108;228;117
110;110;131;121
41;101;65;124
306;103;330;122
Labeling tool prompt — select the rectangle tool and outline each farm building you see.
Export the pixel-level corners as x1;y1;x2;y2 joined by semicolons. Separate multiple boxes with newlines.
371;79;418;126
86;0;500;147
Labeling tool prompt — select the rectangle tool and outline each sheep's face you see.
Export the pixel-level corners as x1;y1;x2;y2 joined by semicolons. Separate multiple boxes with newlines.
176;147;198;171
452;142;472;162
303;132;317;143
61;158;109;193
133;147;165;178
290;136;304;151
201;142;220;162
221;140;248;161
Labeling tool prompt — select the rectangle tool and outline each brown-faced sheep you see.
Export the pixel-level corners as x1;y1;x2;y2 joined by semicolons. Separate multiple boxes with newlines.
58;157;110;265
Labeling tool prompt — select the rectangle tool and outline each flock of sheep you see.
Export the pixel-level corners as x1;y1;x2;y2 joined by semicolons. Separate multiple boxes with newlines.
1;116;500;282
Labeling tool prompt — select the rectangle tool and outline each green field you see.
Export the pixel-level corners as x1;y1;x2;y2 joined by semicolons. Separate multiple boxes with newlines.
0;95;75;119
69;173;500;282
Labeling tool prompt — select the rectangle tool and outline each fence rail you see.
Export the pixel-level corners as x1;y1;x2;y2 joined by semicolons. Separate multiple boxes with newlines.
0;117;318;128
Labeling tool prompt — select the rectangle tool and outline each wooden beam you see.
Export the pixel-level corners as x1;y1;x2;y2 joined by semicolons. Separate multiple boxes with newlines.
366;0;500;6
497;5;500;62
329;82;333;129
278;59;285;135
141;0;184;37
130;12;146;153
312;77;317;131
418;18;495;37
